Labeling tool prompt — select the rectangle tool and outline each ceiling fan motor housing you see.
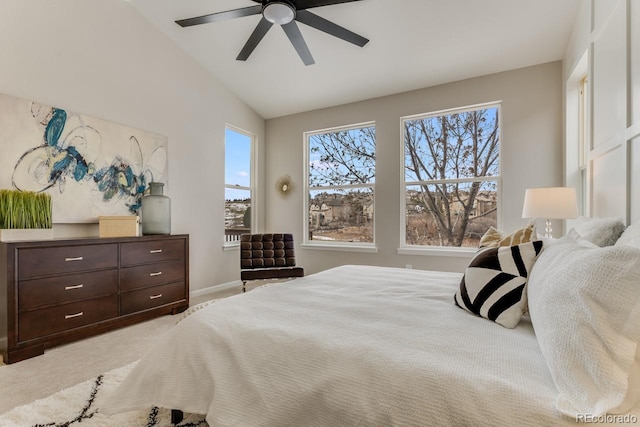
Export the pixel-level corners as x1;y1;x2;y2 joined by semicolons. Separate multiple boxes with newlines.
262;1;296;25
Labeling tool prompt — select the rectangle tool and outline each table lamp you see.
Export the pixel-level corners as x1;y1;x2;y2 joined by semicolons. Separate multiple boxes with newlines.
522;187;578;238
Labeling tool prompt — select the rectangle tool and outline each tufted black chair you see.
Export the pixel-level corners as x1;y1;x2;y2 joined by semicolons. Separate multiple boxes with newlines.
240;233;304;292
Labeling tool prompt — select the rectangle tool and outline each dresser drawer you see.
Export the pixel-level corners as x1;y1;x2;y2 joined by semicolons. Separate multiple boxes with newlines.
120;239;185;267
18;244;118;279
18;270;118;311
120;260;185;291
120;281;186;315
18;295;118;342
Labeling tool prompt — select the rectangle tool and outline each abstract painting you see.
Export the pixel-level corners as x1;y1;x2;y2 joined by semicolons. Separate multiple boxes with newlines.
0;93;168;223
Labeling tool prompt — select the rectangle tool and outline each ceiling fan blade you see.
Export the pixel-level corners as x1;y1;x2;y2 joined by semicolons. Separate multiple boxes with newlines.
293;0;364;10
295;10;368;47
282;21;315;66
250;0;363;9
237;18;274;61
176;5;262;27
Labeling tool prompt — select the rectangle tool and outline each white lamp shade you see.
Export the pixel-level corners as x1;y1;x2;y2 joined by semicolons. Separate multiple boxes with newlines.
522;187;578;219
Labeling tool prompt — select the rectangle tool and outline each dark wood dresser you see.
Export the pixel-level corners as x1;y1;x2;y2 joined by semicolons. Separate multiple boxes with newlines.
0;234;189;363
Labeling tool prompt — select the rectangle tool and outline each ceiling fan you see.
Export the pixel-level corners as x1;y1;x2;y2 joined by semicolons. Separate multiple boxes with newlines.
175;0;369;66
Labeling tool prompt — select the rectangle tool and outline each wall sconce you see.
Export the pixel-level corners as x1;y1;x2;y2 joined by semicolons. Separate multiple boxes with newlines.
522;187;578;238
275;175;293;198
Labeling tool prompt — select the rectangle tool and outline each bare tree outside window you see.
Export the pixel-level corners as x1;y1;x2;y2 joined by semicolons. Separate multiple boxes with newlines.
306;124;375;244
403;105;500;247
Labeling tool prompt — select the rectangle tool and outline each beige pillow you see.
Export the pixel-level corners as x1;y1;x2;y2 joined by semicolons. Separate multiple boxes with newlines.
479;224;536;248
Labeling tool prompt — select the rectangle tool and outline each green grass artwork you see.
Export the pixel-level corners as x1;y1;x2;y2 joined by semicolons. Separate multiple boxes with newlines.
0;190;52;229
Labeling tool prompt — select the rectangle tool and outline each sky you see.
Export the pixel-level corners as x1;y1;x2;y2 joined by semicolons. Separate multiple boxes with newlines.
404;107;499;183
225;127;251;201
308;126;376;187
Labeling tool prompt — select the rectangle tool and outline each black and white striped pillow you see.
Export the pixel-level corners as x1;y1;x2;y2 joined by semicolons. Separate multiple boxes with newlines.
454;240;543;328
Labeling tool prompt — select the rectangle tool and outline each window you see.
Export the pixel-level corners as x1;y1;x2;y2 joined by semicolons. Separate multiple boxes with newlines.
402;103;501;248
304;123;375;246
578;76;589;215
224;126;254;245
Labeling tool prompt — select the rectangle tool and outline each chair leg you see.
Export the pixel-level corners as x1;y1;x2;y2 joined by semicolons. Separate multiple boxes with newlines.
242;281;246;293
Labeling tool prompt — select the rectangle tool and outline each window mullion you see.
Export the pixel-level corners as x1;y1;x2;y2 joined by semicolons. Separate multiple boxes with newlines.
309;183;374;191
405;177;499;187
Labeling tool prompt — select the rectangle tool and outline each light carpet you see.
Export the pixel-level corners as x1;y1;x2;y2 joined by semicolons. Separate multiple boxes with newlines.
0;361;207;426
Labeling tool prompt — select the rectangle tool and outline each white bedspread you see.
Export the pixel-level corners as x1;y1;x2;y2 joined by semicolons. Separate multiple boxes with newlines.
101;265;639;426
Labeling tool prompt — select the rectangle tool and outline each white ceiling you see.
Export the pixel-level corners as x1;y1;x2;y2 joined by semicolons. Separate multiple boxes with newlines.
130;0;581;119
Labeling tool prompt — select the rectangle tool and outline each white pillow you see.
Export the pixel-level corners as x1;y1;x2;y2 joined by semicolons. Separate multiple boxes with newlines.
527;235;640;417
570;216;625;247
616;224;640;249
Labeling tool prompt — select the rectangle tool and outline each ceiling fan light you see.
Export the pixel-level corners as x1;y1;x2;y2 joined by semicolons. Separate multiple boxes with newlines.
263;2;295;25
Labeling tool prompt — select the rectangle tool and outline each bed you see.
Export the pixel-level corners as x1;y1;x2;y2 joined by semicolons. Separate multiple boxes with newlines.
101;234;640;427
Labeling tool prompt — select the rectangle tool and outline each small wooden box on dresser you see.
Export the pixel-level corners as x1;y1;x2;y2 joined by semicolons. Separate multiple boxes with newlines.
0;234;189;364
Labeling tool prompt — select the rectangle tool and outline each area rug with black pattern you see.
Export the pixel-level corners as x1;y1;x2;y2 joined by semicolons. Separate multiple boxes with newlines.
0;362;207;427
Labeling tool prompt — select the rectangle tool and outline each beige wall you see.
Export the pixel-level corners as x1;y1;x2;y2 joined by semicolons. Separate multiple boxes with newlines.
0;0;265;290
0;1;570;286
564;0;640;224
265;62;563;275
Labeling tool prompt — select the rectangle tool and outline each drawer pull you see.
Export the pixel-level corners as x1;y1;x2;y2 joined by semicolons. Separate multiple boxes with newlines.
149;249;163;254
149;294;163;300
65;311;84;319
149;271;163;277
64;284;84;291
65;256;84;262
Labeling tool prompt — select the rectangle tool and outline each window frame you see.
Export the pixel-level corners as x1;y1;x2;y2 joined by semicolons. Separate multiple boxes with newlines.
398;102;503;253
224;124;256;249
303;121;377;252
578;75;589;216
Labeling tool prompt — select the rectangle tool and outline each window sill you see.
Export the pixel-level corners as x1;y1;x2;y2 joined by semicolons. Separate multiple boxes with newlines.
223;243;240;251
301;243;378;253
396;246;476;258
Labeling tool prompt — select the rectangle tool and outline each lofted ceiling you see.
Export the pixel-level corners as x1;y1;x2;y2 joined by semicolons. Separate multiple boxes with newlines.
129;0;581;119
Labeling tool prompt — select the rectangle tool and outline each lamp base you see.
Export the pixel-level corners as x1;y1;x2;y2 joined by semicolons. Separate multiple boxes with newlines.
544;218;552;239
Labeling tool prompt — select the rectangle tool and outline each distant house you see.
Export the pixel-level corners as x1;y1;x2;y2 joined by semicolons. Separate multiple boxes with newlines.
310;199;343;226
309;202;329;226
309;193;373;227
449;191;497;217
405;189;496;217
472;192;497;217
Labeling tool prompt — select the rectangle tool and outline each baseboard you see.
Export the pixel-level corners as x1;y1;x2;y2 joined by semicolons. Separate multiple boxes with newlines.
190;280;242;299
